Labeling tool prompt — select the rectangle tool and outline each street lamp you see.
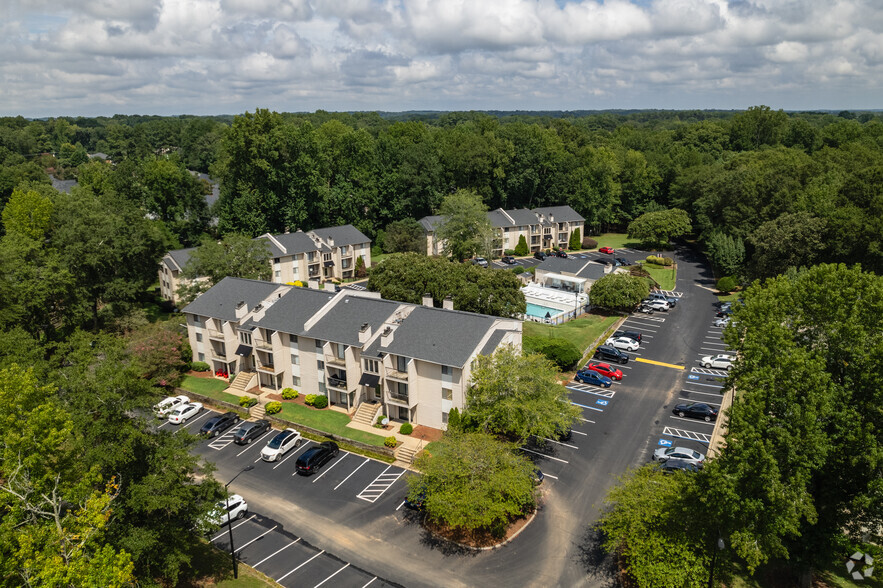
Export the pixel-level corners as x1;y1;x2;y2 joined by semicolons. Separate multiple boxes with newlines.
225;465;254;579
708;536;725;588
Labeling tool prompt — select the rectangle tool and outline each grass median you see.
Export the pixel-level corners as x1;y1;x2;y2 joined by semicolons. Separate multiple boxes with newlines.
179;375;241;405
524;314;620;362
638;262;677;290
276;402;389;448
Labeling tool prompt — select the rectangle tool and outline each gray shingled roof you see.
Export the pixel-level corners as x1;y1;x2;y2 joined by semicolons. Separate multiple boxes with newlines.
577;263;609;281
487;209;513;228
164;247;197;271
418;215;444;232
182;277;283;322
505;209;539;226
532;206;584;223
261;231;319;258
364;306;496;367
478;329;507;357
537;256;593;275
303;296;400;347
310;224;370;247
251;286;336;335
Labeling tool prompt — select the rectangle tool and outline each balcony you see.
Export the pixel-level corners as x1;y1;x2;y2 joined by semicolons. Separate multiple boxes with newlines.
208;329;226;341
256;358;281;374
324;353;346;367
211;348;227;360
385;366;409;381
254;339;273;351
327;375;348;390
386;390;416;407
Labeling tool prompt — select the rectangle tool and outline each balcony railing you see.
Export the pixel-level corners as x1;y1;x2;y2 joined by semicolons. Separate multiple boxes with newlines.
208;329;225;341
254;339;273;351
211;348;227;360
256;360;281;374
324;353;346;366
385;366;409;380
327;376;348;390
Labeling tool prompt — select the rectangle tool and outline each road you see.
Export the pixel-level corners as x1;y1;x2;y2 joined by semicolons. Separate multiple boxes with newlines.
190;245;725;587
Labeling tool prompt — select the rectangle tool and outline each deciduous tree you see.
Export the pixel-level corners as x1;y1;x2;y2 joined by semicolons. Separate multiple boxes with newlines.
382;218;425;254
588;273;650;311
627;208;691;249
177;234;271;304
435;189;494;261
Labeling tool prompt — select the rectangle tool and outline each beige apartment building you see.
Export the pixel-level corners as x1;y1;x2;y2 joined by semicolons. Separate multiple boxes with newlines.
419;205;585;258
159;225;371;305
182;277;522;429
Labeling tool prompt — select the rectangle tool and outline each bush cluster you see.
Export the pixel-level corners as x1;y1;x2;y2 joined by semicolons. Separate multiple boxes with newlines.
646;255;674;266
239;396;257;408
376;414;387;426
281;387;299;400
304;394;317;406
399;422;413;435
384;436;398;448
512;266;525;275
717;276;737;293
582;237;598;249
504;249;517;256
313;395;328;409
190;361;210;372
525;337;581;371
265;401;282;415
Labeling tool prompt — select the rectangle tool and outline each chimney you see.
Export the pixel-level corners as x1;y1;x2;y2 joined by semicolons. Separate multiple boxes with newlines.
284;226;290;234
381;326;394;347
308;278;319;290
328;237;335;247
549;214;555;223
234;301;247;319
358;323;372;344
422;293;433;307
443;295;454;310
251;303;266;322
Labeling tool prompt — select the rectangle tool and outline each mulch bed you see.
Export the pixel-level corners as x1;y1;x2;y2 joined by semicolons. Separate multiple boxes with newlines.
186;370;224;380
423;511;534;549
411;425;443;443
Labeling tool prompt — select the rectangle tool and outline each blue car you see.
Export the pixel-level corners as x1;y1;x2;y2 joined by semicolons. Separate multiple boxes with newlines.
574;369;613;388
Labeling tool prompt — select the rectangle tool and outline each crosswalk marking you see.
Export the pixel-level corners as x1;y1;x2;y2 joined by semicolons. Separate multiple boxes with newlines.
663;427;711;444
208;431;237;451
690;366;728;377
566;382;616;398
630;315;667;323
357;466;404;503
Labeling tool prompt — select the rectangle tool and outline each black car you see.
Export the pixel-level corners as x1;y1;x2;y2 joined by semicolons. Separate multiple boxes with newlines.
295;441;339;475
593;345;630;364
672;402;718;422
232;419;272;445
613;329;642;343
533;251;547;260
199;411;240;437
555;250;568;258
501;255;516;264
659;458;700;474
614;257;631;266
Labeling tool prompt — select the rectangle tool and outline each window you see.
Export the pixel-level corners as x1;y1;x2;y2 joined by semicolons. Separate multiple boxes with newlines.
441;365;451;376
293;264;298;276
396;356;408;372
364;359;378;373
275;270;281;279
315;339;323;350
307;252;316;262
398;406;409;421
442;412;449;425
340;245;349;255
291;354;299;365
274;258;280;264
196;333;203;342
318;382;327;394
317;360;324;370
292;376;301;386
192;315;202;325
342;258;350;269
290;335;298;345
240;332;252;345
442;388;452;401
198;352;205;362
323;252;332;262
336;343;346;359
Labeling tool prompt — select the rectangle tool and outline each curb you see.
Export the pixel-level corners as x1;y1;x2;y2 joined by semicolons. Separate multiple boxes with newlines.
423;507;539;552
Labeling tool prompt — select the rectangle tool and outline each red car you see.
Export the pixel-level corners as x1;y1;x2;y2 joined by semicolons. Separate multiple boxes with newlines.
599;246;614;254
584;362;623;381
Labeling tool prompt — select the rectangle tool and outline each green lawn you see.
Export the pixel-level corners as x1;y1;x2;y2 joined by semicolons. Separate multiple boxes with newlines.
592;233;643;251
717;290;742;303
638;262;677;290
179;375;240;404
524;314;620;355
277;403;389;447
178;536;280;588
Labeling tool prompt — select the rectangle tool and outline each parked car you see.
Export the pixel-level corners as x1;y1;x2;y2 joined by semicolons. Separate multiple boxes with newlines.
701;354;734;370
716;307;732;317
653;446;705;466
583;361;623;381
643;299;670;312
472;257;488;268
206;494;248;526
167;402;203;425
672;402;718;422
501;255;516;264
260;428;303;462
295;441;339;475
555;250;568;258
605;336;640;352
599;246;614;254
648;291;678;307
713;316;730;328
614;257;631;266
533;251;547;260
593;345;630;364
636;304;655;315
659;458;700;474
153;394;189;417
574;369;613;388
614;329;642;343
199;411;241;437
232;419;272;445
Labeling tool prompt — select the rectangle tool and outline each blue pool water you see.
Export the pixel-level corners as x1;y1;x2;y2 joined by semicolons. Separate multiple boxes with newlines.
525;302;564;319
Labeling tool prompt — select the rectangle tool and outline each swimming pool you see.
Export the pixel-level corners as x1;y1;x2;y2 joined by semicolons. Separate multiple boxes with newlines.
525;302;565;319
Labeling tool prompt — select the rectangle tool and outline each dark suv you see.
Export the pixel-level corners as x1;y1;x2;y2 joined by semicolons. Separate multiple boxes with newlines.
232;419;272;445
199;412;240;438
295;441;339;475
593;345;630;364
533;251;547;261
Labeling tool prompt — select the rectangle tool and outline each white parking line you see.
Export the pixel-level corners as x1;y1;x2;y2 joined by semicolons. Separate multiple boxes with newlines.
312;453;348;483
626;318;665;326
253;538;300;568
670;416;716;425
236;431;274;457
395;500;406;511
663;426;712;443
177;411;212;430
237;525;278;552
357;466;405;503
571;401;603;412
700;346;728;352
623;323;658;332
543;472;559;480
691;366;728;376
541;437;579;449
519;447;569;464
277;550;325;582
361;578;377;588
679;397;720;407
210;514;257;541
315;563;350;588
578;417;596;423
334;458;370;490
681;388;725;398
571;429;588;436
567;383;615;398
208;431;237;451
272;441;311;469
687;381;724;388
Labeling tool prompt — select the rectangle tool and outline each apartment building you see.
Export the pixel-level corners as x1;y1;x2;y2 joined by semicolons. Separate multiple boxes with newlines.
182;277;522;429
419;205;585;258
159;224;371;305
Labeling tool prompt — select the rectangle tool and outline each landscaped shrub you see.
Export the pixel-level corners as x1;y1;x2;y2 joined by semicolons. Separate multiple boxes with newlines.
384;436;398;448
304;394;317;406
265;401;282;415
239;396;257;408
530;338;581;370
312;395;328;409
190;361;210;372
569;228;582;250
399;422;413;435
514;235;529;256
376;414;387;426
662;257;674;266
504;249;517;256
647;255;675;267
717;276;737;294
281;387;299;400
512;266;525;275
582;237;598;249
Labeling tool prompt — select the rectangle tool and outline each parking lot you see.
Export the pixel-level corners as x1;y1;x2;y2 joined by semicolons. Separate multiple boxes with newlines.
490;247;643;270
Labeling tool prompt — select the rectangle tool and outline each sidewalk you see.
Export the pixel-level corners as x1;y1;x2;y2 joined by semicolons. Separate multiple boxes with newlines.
346;419;428;470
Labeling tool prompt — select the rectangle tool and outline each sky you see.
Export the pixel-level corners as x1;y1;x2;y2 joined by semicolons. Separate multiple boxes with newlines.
1;0;881;117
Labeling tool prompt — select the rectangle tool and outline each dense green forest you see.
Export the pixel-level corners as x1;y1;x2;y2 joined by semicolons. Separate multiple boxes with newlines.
0;107;882;585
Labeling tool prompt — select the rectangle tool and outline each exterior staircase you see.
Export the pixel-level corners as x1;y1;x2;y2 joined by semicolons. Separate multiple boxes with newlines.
226;371;255;395
394;445;418;465
250;403;266;420
352;401;381;427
